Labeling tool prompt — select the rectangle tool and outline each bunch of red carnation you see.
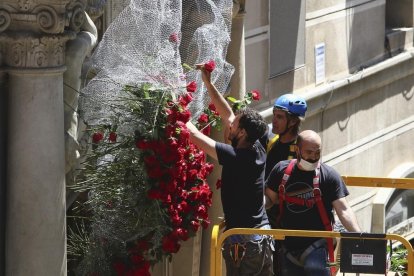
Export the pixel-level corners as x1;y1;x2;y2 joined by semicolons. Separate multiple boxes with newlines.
85;61;218;276
122;82;213;275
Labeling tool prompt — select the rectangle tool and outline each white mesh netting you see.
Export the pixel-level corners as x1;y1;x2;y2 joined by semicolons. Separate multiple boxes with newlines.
80;0;234;127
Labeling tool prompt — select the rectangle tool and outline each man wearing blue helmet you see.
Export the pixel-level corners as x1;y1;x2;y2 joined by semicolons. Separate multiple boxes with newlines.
265;93;307;275
265;94;307;178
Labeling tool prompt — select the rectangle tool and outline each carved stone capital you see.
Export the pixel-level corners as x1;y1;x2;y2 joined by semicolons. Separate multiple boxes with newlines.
0;0;86;69
0;32;76;69
0;0;86;34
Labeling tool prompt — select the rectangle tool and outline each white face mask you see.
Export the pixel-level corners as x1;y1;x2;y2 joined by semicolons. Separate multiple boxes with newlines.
298;158;319;171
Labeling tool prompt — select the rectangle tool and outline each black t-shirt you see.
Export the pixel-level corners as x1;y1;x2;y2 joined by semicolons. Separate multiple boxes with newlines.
266;160;349;250
265;137;296;179
216;140;269;230
264;135;297;228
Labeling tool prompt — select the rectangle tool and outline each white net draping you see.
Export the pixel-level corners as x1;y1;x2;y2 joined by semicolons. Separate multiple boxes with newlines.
80;0;234;127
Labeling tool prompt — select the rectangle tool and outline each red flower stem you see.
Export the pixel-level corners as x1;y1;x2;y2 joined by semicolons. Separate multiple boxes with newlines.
198;118;219;131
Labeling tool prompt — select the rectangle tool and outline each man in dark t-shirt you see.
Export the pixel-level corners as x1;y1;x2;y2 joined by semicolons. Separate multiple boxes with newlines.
265;130;361;276
264;94;307;275
186;64;273;275
266;160;348;251
217;141;269;230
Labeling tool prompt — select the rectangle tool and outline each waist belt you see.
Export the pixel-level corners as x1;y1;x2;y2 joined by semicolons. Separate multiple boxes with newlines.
227;224;271;244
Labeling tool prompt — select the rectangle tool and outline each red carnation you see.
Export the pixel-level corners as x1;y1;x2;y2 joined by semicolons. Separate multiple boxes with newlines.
134;261;150;276
216;179;222;189
143;155;158;167
201;219;211;229
147;189;162;200
179;200;191;213
186;81;197;93
169;33;179;43
187;169;199;181
147;166;163;178
171;213;183;226
180;190;189;199
92;132;103;143
190;220;200;232
196;205;208;219
251;89;261;101
178;109;191;123
198;113;209;124
108;132;117;142
208;103;216;111
113;261;126;275
198;184;212;203
204;60;216;72
130;254;144;264
136;140;149;149
137;240;150;251
162;235;180;253
201;125;211;136
179;93;193;107
166;110;177;123
172;228;189;241
178;127;190;141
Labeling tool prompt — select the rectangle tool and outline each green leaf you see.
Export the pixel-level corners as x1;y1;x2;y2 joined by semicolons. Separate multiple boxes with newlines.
182;63;193;72
226;96;238;103
232;102;242;111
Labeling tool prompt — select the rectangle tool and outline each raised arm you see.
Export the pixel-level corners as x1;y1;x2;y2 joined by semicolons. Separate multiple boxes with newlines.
196;64;235;130
332;197;361;232
186;121;218;160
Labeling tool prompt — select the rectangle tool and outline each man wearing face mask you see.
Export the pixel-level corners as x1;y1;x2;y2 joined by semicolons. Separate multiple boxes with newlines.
265;94;307;275
265;130;360;276
186;64;274;275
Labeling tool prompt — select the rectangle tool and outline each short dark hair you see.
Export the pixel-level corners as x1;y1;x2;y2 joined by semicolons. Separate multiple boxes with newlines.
236;108;267;143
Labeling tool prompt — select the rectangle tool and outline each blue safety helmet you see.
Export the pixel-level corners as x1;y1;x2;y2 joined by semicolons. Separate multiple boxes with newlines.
274;94;307;118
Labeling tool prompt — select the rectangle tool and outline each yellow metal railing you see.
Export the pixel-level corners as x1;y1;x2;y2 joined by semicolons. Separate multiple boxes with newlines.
210;227;414;276
210;176;414;276
342;176;414;188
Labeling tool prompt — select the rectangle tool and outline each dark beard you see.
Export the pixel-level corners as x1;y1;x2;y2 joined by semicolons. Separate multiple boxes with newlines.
231;137;239;148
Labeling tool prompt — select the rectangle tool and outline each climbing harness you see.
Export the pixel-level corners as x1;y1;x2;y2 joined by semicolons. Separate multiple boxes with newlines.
276;159;336;276
229;243;246;267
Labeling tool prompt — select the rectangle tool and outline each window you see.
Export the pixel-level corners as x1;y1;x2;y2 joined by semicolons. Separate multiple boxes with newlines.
269;0;305;78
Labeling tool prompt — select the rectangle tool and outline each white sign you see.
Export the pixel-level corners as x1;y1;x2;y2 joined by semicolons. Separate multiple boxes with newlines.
351;254;374;266
315;43;325;85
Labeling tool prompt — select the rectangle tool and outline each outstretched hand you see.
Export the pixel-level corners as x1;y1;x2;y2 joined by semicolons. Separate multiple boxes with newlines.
195;63;211;84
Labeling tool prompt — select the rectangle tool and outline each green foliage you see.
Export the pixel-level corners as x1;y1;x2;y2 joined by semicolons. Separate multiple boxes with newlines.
390;246;408;275
68;84;173;275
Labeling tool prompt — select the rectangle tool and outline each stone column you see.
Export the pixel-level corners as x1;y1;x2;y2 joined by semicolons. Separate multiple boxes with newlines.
226;0;246;99
0;1;85;275
0;71;7;276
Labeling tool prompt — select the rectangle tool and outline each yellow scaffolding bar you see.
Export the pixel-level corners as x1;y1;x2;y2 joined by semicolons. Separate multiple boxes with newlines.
211;227;414;276
342;176;414;188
